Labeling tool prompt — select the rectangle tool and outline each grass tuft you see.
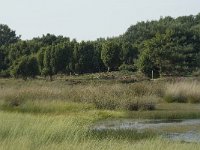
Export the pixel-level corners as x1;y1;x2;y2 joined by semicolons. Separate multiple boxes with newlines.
164;81;200;103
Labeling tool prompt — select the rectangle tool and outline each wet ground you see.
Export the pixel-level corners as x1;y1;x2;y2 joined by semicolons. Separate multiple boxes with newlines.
92;119;200;142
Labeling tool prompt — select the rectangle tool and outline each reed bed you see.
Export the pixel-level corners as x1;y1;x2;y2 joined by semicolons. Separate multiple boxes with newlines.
164;81;200;103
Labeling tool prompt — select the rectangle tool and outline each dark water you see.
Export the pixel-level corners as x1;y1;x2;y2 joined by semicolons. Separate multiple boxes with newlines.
164;132;200;143
92;119;200;142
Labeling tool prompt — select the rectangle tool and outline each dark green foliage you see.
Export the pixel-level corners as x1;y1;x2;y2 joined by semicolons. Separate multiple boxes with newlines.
68;41;106;74
54;42;72;74
42;47;54;79
37;49;45;73
73;42;96;73
32;34;70;47
40;42;72;79
164;94;187;103
1;13;200;79
0;47;7;71
119;64;136;72
137;29;200;77
11;56;39;79
0;70;10;78
101;41;121;72
121;42;138;64
125;102;155;111
93;99;118;110
0;24;19;46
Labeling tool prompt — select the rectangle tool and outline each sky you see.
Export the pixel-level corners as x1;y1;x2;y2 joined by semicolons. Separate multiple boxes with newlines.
0;0;200;41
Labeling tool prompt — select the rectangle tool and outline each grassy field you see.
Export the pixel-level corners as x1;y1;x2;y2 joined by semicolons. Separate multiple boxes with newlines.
1;73;200;150
1;111;200;150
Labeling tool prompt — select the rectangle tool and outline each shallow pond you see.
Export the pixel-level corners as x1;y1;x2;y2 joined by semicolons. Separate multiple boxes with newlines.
92;119;200;142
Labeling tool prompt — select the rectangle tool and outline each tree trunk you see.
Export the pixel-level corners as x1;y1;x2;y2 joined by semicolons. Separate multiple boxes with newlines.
159;65;162;78
50;75;53;81
107;67;110;72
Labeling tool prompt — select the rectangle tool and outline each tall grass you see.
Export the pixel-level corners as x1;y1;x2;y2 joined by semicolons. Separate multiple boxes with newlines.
0;79;162;111
0;111;199;150
1;78;200;149
164;81;200;103
0;111;91;149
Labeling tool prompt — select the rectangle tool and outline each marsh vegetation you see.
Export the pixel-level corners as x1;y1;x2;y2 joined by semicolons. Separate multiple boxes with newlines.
0;73;200;149
0;12;200;150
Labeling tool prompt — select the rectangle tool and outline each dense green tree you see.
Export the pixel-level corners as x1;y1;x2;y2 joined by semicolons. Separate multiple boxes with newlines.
1;13;200;78
137;29;200;77
42;47;53;80
0;47;6;70
37;48;45;74
93;41;106;72
53;42;72;74
73;41;99;73
11;56;39;79
121;42;138;64
41;42;72;79
32;34;70;47
0;24;20;46
101;41;121;72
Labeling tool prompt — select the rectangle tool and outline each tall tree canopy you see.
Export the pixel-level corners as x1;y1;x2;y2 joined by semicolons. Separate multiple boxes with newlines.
0;24;20;46
101;41;121;72
1;13;200;79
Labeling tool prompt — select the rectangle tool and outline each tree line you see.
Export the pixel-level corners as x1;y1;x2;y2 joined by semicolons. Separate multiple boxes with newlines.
0;13;200;79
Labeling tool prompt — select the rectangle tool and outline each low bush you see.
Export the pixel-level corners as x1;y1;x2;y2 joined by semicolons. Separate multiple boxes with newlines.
3;94;25;107
0;78;161;111
192;70;200;77
124;98;156;111
0;70;11;78
125;102;140;111
164;93;187;103
140;102;156;111
93;99;118;110
93;96;157;111
119;64;136;72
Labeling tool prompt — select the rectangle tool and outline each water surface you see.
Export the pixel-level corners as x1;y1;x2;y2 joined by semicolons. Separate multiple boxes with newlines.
92;119;200;142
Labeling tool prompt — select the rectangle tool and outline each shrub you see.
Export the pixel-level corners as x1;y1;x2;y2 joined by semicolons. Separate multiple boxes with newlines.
188;95;200;103
131;83;149;96
119;64;136;72
11;55;39;79
123;96;157;111
125;102;140;111
125;101;156;111
192;70;200;77
130;82;164;97
164;93;187;103
140;102;156;111
0;70;10;78
3;94;25;107
93;99;118;110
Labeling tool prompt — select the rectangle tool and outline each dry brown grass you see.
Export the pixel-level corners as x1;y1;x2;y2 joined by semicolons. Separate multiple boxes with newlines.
164;81;200;103
0;79;162;111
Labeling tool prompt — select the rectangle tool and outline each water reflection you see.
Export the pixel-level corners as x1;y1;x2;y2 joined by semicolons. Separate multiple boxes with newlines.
92;119;200;142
